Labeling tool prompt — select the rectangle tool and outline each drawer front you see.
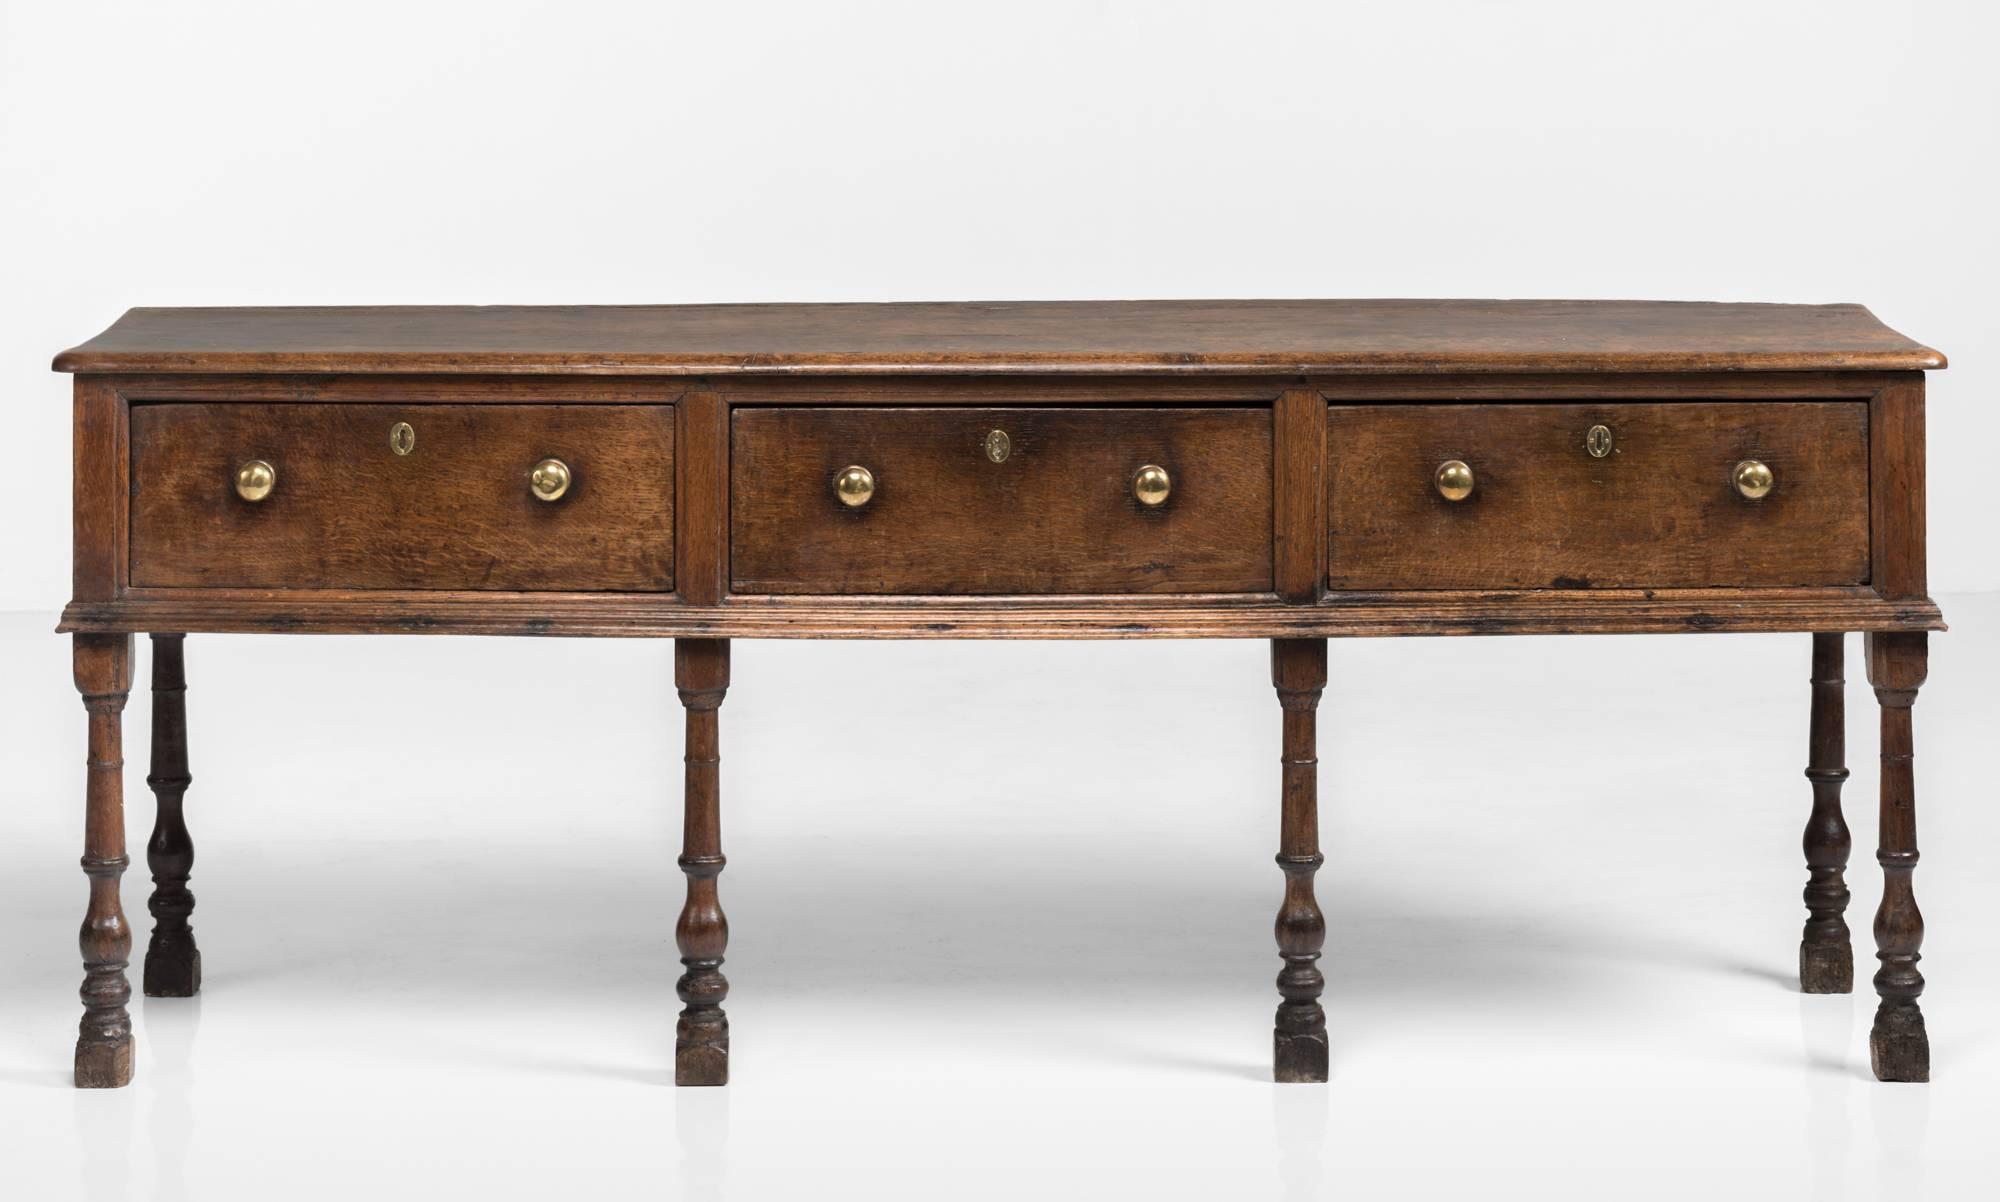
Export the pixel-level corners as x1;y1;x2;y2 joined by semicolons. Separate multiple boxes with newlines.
731;407;1273;594
130;403;675;591
1328;401;1869;590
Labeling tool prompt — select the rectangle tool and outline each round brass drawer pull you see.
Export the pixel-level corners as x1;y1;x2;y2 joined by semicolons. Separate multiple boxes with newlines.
1434;459;1475;502
1132;464;1171;507
234;459;276;503
1734;458;1774;500
834;464;876;508
530;458;572;502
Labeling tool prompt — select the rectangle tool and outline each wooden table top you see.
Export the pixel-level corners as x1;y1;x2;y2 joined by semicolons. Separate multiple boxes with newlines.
54;299;1944;377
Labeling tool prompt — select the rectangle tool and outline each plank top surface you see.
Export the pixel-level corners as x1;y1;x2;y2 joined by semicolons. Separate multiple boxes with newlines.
54;299;1944;376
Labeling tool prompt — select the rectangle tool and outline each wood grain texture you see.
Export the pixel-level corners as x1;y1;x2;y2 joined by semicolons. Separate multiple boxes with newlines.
59;587;1943;640
731;407;1273;595
54;300;1944;376
1273;389;1327;603
115;373;687;405
72;378;126;601
1311;373;1899;401
129;403;674;591
1871;376;1928;600
676;393;728;606
1328;402;1870;590
81;368;1901;416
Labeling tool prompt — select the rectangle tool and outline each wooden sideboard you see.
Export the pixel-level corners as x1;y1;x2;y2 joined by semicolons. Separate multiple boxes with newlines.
53;299;1946;1088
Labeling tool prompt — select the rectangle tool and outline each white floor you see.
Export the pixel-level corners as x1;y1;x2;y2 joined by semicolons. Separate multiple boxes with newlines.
1;600;1996;1200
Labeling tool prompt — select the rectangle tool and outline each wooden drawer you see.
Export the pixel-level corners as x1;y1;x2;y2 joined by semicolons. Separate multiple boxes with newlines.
129;403;675;591
731;407;1273;594
1328;402;1869;590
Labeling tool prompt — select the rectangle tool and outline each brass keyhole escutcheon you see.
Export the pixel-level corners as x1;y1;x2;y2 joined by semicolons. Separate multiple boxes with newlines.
390;421;416;456
1586;424;1613;458
985;429;1011;463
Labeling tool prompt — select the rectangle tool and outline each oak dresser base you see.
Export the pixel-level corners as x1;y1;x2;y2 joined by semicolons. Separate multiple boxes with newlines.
53;300;1946;1087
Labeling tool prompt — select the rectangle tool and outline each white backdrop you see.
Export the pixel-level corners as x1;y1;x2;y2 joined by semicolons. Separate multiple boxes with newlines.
5;5;2000;1198
3;0;1997;604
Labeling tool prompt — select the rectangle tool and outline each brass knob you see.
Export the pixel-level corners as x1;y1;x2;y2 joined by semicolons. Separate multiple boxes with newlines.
1434;459;1475;502
835;465;876;508
529;458;572;502
234;459;276;503
1132;464;1171;507
1734;459;1774;500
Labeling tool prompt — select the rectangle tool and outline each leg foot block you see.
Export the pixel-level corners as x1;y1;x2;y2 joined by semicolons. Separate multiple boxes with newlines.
1799;943;1853;994
676;1043;729;1087
676;1016;729;1087
1273;1029;1328;1084
74;1037;133;1089
1871;1005;1930;1083
143;947;201;998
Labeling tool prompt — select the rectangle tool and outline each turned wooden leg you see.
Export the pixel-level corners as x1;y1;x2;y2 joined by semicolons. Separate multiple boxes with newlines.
675;639;730;1086
144;634;201;998
1799;632;1853;993
73;634;135;1088
1271;638;1328;1083
1866;631;1928;1082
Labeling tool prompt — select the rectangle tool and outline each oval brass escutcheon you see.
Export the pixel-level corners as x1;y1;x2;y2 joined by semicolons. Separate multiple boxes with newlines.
984;429;1011;463
1586;424;1613;458
390;421;416;456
